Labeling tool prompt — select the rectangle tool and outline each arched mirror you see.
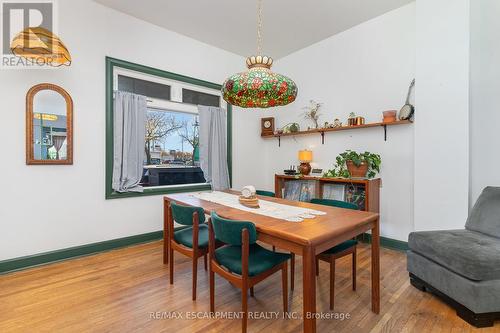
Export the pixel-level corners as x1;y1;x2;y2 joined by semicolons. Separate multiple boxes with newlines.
26;83;73;165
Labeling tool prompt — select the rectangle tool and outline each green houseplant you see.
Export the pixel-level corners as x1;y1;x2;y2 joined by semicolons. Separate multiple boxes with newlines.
324;150;381;179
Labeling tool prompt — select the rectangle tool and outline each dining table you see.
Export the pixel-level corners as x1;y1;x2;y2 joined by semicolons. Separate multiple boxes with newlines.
163;190;380;333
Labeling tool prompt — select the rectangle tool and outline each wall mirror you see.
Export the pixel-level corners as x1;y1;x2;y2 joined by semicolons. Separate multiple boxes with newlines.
26;83;73;165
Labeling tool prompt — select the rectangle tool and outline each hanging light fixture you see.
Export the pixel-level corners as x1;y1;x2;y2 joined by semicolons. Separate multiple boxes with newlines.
222;0;297;108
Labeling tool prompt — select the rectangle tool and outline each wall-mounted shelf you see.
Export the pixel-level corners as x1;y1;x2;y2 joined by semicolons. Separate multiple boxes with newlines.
262;120;413;146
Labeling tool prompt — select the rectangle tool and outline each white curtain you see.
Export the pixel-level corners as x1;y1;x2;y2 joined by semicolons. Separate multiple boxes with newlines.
112;91;147;193
198;105;230;191
51;135;66;160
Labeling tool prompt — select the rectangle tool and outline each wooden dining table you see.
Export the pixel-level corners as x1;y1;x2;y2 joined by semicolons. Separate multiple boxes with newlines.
163;191;380;333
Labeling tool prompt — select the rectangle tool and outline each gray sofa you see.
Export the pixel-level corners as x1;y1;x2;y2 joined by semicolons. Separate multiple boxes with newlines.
408;186;500;328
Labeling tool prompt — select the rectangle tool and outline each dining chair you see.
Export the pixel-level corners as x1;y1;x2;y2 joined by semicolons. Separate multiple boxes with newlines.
208;212;290;333
168;201;209;301
310;198;358;310
257;189;296;291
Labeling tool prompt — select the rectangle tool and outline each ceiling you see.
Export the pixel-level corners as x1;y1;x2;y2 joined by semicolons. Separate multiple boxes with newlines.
94;0;414;59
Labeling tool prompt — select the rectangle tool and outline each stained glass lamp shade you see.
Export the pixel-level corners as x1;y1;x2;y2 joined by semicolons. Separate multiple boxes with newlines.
222;55;298;108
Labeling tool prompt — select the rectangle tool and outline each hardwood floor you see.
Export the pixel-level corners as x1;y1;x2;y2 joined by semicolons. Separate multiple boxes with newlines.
1;241;498;333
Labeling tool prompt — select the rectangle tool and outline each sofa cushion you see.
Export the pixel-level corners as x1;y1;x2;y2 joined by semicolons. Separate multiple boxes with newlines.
408;229;500;281
466;187;500;239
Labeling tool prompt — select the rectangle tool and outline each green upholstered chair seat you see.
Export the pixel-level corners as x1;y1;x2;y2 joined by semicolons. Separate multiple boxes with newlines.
173;225;191;232
322;239;358;254
174;224;209;249
310;198;358;210
256;190;275;197
215;244;291;276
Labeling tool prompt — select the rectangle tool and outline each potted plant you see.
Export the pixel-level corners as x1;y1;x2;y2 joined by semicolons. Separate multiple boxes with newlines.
282;122;300;133
323;150;381;179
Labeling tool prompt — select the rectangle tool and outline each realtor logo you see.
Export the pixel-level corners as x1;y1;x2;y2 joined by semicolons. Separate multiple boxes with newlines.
1;0;69;68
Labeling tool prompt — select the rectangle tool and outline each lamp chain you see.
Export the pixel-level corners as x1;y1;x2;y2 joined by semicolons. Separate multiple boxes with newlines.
257;0;263;55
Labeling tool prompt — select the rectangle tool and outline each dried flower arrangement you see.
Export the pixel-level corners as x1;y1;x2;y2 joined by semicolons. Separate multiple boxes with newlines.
302;100;322;129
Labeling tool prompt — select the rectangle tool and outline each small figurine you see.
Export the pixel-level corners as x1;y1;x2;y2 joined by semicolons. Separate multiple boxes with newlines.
333;119;342;128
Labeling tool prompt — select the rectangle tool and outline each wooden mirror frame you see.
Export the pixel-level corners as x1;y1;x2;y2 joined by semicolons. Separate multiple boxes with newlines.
26;83;73;165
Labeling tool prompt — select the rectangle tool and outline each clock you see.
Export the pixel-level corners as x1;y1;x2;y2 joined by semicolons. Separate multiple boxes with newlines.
261;117;275;136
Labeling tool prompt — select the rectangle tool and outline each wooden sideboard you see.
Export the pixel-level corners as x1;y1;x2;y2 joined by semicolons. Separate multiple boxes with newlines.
275;174;381;213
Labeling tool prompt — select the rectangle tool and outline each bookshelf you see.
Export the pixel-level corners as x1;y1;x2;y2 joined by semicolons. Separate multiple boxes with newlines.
274;174;381;213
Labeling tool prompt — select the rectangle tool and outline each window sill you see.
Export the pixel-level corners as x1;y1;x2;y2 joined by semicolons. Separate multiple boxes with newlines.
105;183;212;200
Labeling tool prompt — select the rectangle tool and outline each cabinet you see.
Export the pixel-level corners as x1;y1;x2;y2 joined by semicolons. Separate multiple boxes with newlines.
274;174;381;213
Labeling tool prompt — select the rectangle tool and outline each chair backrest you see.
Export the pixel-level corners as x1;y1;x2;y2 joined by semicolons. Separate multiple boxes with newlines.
466;186;500;238
310;198;358;210
210;212;257;245
256;190;275;197
170;201;205;226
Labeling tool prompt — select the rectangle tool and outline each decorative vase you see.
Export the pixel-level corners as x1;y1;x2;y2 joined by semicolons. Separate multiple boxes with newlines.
346;160;368;178
299;162;312;175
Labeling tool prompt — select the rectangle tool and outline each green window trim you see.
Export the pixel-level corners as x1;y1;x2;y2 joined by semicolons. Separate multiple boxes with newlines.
105;57;232;199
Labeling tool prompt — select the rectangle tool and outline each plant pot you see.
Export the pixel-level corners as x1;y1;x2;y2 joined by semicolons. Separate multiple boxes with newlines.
346;160;368;178
383;110;397;123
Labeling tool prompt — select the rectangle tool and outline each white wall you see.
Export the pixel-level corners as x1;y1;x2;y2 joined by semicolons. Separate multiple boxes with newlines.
414;0;470;231
469;0;500;204
2;0;488;260
248;3;416;241
0;0;245;260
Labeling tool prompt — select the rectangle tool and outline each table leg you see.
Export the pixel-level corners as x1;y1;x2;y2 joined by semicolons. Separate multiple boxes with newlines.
303;245;316;333
371;218;380;314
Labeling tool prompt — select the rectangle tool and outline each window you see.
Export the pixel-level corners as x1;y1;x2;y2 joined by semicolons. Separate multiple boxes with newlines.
105;57;232;199
118;75;171;101
182;88;220;107
143;109;204;187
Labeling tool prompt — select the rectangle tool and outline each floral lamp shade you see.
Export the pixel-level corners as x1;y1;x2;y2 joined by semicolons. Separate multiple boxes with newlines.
222;56;298;108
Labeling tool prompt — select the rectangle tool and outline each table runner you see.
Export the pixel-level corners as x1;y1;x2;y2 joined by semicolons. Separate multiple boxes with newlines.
190;191;326;222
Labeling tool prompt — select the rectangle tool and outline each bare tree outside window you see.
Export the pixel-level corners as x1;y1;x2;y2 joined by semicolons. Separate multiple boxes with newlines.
177;117;199;166
144;111;182;165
